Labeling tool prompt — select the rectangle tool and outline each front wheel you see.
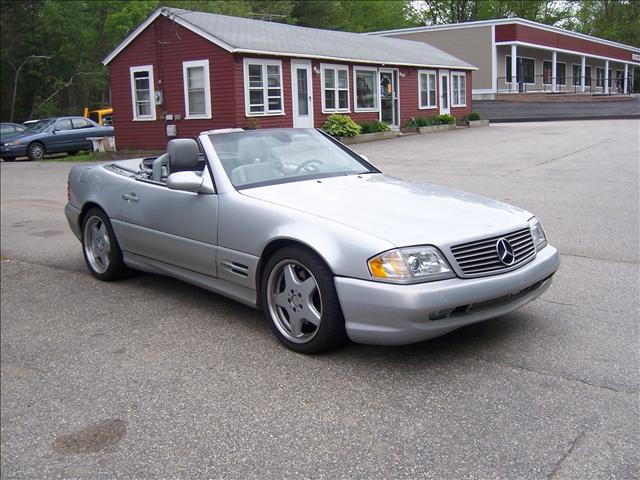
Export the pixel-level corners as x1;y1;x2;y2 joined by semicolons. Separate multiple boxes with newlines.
27;142;45;161
261;247;347;354
82;208;130;281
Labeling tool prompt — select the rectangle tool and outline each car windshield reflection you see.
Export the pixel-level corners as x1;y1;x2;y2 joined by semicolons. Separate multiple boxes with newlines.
208;128;375;189
24;119;54;133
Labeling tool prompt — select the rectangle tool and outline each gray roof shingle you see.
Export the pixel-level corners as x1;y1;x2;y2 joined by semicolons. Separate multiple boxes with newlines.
105;7;476;69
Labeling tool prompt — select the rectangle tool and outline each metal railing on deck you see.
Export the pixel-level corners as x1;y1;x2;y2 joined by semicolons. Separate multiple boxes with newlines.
496;75;634;95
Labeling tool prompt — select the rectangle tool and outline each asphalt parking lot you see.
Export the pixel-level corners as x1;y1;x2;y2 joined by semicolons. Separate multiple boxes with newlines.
1;119;638;479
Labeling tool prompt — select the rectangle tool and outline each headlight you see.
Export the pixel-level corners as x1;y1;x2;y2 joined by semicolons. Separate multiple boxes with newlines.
5;141;18;146
528;217;547;251
368;246;454;283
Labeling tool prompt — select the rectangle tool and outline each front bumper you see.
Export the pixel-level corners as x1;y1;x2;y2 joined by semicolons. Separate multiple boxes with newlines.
0;144;28;158
335;245;560;345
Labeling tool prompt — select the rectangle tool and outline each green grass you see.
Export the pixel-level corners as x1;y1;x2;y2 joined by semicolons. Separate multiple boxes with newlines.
48;151;100;162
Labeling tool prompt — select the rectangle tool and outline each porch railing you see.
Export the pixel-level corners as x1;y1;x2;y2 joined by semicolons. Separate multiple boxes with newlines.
496;75;634;95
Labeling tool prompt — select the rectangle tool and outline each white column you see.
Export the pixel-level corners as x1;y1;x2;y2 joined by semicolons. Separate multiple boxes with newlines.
580;56;586;93
552;51;557;93
604;60;609;94
624;63;629;94
511;44;518;92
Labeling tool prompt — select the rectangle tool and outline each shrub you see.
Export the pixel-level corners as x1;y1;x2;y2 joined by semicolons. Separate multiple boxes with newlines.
359;121;391;134
437;114;456;124
467;112;481;121
321;114;361;137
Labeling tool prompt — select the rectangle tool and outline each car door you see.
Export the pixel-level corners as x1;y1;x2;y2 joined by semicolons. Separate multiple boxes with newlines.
70;117;97;150
114;174;219;277
48;118;76;152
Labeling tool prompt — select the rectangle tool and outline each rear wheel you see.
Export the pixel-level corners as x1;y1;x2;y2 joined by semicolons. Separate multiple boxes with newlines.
261;247;347;354
82;208;130;281
27;142;45;161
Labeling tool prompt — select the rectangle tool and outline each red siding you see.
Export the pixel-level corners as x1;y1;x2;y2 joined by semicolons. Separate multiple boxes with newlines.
110;15;237;149
108;15;474;149
495;23;634;62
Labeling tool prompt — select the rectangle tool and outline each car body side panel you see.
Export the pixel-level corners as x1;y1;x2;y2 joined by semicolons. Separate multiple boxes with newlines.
115;179;218;277
217;191;395;281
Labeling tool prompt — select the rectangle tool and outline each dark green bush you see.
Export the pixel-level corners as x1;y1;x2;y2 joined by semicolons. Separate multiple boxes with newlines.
359;121;391;134
437;114;456;124
467;112;481;121
404;115;456;128
321;114;361;137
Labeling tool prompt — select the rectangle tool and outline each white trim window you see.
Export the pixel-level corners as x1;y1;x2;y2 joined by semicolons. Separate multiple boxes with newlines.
243;58;284;116
353;66;379;112
130;65;156;121
418;70;437;109
182;59;211;119
321;64;349;113
451;72;466;107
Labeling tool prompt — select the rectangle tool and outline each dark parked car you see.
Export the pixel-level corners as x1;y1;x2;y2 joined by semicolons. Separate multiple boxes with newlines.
0;117;114;162
0;123;27;136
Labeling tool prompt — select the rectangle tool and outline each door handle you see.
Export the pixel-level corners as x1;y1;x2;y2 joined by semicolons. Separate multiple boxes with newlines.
122;193;139;202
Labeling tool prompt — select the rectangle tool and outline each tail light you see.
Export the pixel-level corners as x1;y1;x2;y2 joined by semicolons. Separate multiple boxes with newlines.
67;180;71;201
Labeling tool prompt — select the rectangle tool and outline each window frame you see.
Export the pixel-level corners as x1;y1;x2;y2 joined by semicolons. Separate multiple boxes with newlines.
505;56;536;84
418;69;438;110
543;60;566;86
320;63;350;114
243;58;284;117
129;65;156;121
182;59;212;120
451;71;467;107
353;66;379;113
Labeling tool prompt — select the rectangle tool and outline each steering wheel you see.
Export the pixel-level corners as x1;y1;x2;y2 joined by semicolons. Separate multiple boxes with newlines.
294;159;322;174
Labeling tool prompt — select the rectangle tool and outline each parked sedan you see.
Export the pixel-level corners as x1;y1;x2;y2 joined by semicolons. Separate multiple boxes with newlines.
0;123;27;136
65;128;560;353
0;117;113;162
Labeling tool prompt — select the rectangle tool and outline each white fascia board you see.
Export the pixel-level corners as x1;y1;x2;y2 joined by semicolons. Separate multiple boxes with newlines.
234;49;478;70
495;41;640;66
369;18;640;55
103;8;163;65
103;8;235;66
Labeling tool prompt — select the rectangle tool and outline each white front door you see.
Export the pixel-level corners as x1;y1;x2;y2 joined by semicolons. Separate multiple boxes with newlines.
439;70;450;115
291;60;314;128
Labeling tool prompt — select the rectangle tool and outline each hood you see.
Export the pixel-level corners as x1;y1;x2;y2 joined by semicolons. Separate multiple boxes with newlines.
241;174;532;248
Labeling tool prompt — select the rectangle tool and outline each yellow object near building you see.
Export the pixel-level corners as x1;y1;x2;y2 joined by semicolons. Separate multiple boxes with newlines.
83;107;113;126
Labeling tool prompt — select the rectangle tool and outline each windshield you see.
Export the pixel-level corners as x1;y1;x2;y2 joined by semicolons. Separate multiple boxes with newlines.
209;129;376;189
24;119;54;133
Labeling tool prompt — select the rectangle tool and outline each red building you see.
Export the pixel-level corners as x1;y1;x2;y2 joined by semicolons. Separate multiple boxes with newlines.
104;8;475;149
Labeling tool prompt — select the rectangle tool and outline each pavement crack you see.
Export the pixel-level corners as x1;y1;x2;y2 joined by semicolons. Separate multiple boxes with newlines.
472;357;634;395
540;298;579;308
510;134;622;174
560;252;639;265
548;430;586;479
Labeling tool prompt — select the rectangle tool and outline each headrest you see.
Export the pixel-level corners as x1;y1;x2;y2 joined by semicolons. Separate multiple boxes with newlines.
167;139;199;171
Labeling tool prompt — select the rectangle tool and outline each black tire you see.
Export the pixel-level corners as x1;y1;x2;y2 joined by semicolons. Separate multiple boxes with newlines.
261;246;347;354
2;157;16;162
27;142;45;161
67;150;79;156
81;207;131;281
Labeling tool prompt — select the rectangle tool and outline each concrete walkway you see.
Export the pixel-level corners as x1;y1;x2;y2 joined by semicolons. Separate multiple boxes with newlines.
474;95;640;122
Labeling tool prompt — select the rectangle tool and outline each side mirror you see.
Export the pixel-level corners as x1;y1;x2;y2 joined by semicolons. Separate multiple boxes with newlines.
166;171;204;193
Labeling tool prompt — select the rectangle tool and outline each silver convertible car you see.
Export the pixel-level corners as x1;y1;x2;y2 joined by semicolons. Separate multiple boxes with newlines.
65;128;560;353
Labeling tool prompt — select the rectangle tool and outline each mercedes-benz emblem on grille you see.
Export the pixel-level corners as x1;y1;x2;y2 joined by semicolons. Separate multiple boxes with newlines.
496;238;515;266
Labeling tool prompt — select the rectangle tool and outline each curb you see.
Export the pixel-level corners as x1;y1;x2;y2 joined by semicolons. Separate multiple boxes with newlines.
488;114;640;123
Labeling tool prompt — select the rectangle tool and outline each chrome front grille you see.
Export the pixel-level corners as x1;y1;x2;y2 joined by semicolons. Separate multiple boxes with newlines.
450;227;536;276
